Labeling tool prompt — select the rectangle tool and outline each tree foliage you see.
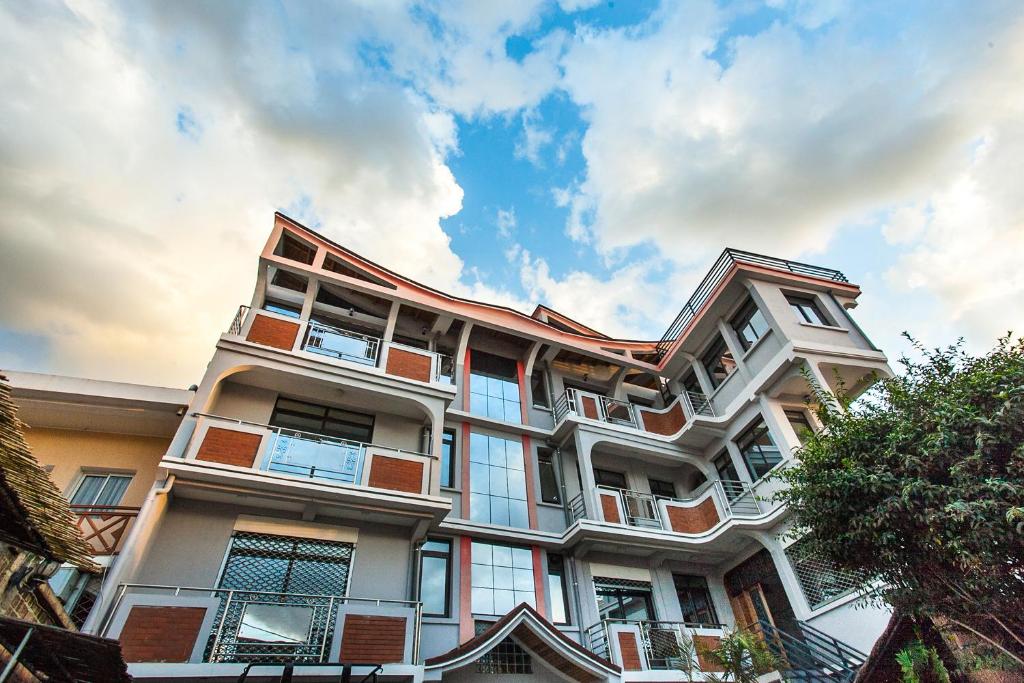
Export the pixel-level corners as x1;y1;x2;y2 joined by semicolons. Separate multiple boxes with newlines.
775;335;1024;664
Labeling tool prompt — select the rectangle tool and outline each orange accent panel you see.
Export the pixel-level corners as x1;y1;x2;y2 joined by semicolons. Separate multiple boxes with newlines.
119;606;206;663
531;546;547;618
580;396;599;419
600;493;621;524
245;314;300;350
339;614;407;663
459;536;473;643
386;346;432;382
666;497;720;534
460;423;471;519
617;631;643;671
196;427;262;468
367;455;424;494
639;402;686;435
694;635;726;672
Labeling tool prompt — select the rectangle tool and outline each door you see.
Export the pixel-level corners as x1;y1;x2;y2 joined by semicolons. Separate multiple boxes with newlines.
730;583;788;664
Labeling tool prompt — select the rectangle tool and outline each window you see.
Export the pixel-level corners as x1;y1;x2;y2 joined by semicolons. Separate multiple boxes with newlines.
593;468;627;489
469;350;522;424
785;409;815;445
469;433;528;527
736;419;782;480
475;624;533;674
219;531;353;594
530;369;550;408
787;294;831;326
70;473;132;507
440;429;456;488
270;269;308;293
419;539;451;617
731;299;770;351
537;449;561;504
648;479;676;498
471;541;535;616
713;452;739;482
263;299;301;318
700;335;737;389
674;575;719;626
547;554;570;624
269;397;374;443
594;577;655;621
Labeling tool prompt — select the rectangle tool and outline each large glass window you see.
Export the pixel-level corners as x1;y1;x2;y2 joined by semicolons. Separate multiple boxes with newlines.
648;478;676;498
594;578;655;621
471;541;535;616
787;294;831;326
700;335;737;388
537;449;561;504
266;398;375;483
674;575;719;626
269;397;374;442
731;299;770;351
594;468;627;489
469;350;522;423
419;539;451;617
547;554;570;625
736;419;783;480
469;433;528;528
713;451;739;482
530;369;550;408
440;429;456;488
70;473;132;507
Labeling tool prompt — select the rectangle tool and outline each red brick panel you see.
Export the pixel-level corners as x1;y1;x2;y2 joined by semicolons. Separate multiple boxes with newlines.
617;631;643;671
246;314;300;350
639;402;686;435
580;396;599;419
196;427;263;468
385;347;433;382
666;497;720;534
367;455;424;494
600;493;622;524
119;606;207;663
339;614;407;663
694;635;725;672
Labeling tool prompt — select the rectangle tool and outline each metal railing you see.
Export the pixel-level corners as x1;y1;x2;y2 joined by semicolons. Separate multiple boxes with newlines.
553;388;637;427
229;305;251;336
71;505;140;556
656;249;849;359
433;352;455;385
584;620;727;671
190;413;435;492
101;584;422;666
303;320;381;366
681;390;715;418
757;619;866;682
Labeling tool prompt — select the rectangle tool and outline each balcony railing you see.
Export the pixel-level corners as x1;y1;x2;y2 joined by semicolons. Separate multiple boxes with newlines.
681;390;714;418
568;479;763;532
584;619;726;671
303;319;381;366
553;387;713;437
72;505;140;556
656;249;849;359
186;413;436;494
101;584;421;665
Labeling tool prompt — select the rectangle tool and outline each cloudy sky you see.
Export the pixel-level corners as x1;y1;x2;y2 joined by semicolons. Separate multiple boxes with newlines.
1;0;1022;388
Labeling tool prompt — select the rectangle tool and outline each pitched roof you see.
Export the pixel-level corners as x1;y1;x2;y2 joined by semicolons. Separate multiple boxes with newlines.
0;374;96;571
0;615;131;682
424;603;620;682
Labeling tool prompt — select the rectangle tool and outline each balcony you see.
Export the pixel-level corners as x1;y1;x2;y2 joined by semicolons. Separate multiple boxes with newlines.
568;479;763;536
72;505;139;556
177;413;438;499
552;387;714;441
101;584;420;668
228;305;455;387
584;619;726;672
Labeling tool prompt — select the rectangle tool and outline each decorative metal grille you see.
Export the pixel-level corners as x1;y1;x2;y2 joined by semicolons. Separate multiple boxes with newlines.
785;537;866;609
206;532;354;663
474;622;532;674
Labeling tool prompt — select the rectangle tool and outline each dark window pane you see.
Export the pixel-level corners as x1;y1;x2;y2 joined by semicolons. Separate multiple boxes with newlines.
736;419;782;480
538;450;561;504
440;429;456;488
786;295;830;326
731;299;770;351
547;555;570;625
648;479;676;498
594;469;627;489
701;336;736;388
420;539;451;617
530;370;550;408
673;575;719;626
785;410;814;445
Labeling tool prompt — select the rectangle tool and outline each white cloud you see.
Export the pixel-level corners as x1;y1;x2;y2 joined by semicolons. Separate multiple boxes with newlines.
496;207;517;238
515;109;554;165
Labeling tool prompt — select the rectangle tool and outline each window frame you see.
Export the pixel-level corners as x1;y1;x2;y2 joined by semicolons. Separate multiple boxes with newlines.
546;554;571;625
593;468;627;489
69;472;134;507
419;538;452;618
263;299;302;319
730;298;770;352
700;335;736;389
440;428;457;489
469;350;522;424
537;449;561;505
470;541;536;617
785;409;815;446
735;418;783;481
468;432;529;528
786;294;832;326
673;574;720;627
530;369;550;409
593;578;656;621
648;478;677;499
269;396;375;443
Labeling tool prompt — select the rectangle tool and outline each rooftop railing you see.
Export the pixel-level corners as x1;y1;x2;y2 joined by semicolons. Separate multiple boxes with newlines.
584;619;726;671
656;249;849;359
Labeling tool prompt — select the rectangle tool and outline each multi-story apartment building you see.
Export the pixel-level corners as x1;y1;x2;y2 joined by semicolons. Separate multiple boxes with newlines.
64;213;893;681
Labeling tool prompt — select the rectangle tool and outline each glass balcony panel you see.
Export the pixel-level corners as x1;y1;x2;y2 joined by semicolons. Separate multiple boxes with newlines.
265;433;363;484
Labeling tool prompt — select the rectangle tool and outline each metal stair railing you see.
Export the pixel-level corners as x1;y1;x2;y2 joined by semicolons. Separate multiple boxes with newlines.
756;619;865;682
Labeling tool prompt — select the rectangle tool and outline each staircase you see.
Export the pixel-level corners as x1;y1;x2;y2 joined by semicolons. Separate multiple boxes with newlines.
757;619;867;682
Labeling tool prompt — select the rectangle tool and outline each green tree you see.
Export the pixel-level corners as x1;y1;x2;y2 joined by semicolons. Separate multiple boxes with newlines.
774;336;1024;666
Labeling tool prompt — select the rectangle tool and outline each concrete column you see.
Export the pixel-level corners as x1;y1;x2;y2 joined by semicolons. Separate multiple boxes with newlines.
382;300;400;342
650;562;684;622
428;403;446;496
717;318;752;382
453;322;474;409
573;431;600;521
758;395;801;461
689;357;716;398
724;440;753;484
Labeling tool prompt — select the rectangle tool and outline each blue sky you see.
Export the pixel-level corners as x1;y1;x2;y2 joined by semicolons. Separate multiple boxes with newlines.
0;0;1021;385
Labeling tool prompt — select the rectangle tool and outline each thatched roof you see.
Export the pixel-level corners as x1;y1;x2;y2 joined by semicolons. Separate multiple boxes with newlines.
0;374;96;572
